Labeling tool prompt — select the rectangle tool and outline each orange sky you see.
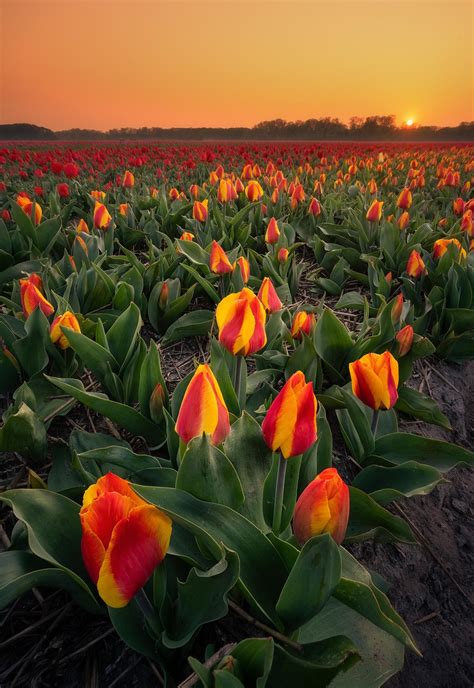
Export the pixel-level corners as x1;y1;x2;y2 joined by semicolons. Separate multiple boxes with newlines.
1;0;473;130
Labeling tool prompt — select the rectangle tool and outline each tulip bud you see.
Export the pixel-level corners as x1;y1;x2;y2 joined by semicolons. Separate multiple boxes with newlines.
396;325;414;357
57;183;69;198
235;256;250;284
169;187;180;201
293;468;349;545
398;211;409;230
91;190;106;200
265;218;280;244
461;209;473;238
149;383;166;422
193;199;208;222
119;203;129;216
308;197;321;216
175;364;230;445
367;178;377;194
385;272;393;284
210;240;234;275
366;199;383;222
257;277;282;313
235;178;245;194
406;250;427;278
291;311;316;339
391;293;403;324
122;170;135;188
159;282;169;310
453;198;465;216
397;188;412;210
349;351;399;410
1;209;11;222
245;181;264;202
278;247;289;263
262;371;317;459
77;218;90;234
80;473;172;607
17;195;42;225
50;311;81;349
180;231;195;241
216;288;267;356
93;201;112;229
20;275;54;319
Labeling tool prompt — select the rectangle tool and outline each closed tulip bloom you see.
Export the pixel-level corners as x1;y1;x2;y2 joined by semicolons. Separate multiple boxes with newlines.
119;203;129;216
245;180;264;201
169;187;180;201
236;256;250;284
406;250;427;278
433;238;466;261
398;211;410;230
93;201;112;229
193;199;208;222
366;199;384;222
293;468;349;546
397;188;412;210
265;218;280;244
308;197;321;216
17;196;42;225
278;247;289;263
210;240;234;274
50;311;81;349
175;364;230;445
189;184;200;198
122;170;135;188
217;178;237;203
80;473;172;608
235;178;245;194
349;351;399;411
396;325;414;357
77;218;90;234
460;209;473;237
258;277;282;313
291;310;316;339
91;190;106;200
216;288;267;356
367;178;378;194
262;371;317;459
453;198;465;216
391;294;404;323
180;231;194;241
20;276;54;319
57;183;69;198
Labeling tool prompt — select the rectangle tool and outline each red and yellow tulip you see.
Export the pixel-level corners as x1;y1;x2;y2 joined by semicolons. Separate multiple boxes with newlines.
80;473;172;608
349;351;399;410
397;188;412;210
262;371;317;459
257;277;282;313
50;311;81;349
366;199;384;222
210;240;234;274
245;180;264;202
193;199;208;222
235;256;250;284
175;364;230;445
265;218;280;244
406;250;427;278
93;201;112;229
19;274;54;319
293;468;349;545
216;288;267;356
396;325;414;357
433;238;466;261
291;310;316;339
122;170;135;188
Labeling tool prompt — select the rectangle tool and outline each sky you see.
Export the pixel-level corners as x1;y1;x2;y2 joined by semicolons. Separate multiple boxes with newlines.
0;0;473;130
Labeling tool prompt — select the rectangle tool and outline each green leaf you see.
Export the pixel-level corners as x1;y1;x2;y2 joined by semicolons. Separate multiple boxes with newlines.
0;489;100;612
352;461;444;504
161;309;214;345
162;548;240;648
223;412;273;531
371;432;474;472
176;435;244;511
45;376;164;446
336;389;374;462
182;263;220;303
138;339;168;419
105;302;142;371
133;485;288;625
178;239;211;265
395;385;451;429
62;327;119;381
230;637;274;687
315;309;354;381
346;487;416;544
0;403;47;463
276;534;341;631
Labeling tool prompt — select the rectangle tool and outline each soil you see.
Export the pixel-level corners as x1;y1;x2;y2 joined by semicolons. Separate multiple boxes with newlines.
1;350;473;687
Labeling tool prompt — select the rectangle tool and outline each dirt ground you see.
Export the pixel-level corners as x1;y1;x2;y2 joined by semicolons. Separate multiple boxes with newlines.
1;357;473;687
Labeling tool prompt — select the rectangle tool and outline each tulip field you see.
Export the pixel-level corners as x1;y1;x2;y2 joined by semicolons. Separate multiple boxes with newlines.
0;141;473;687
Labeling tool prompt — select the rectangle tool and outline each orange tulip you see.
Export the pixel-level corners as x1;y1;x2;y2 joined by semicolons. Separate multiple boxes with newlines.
262;371;317;459
453;198;465;216
257;277;282;313
122;170;135;188
308;197;321;216
235;256;250;284
19;275;54;319
93;201;112;229
366;199;384;222
175;364;230;445
50;311;81;349
265;218;280;244
180;231;195;241
91;190;106;201
193;199;208;222
396;325;414;357
391;294;404;324
217;179;237;203
216;288;267;356
433;238;466;261
398;211;410;230
293;468;349;545
76;218;90;234
277;247;289;263
210;240;234;274
291;311;316;339
189;184;200;199
397;188;412;210
245;180;264;202
349;351;399;411
17;195;42;225
460;209;473;238
406;250;427;278
367;178;378;194
80;473;171;607
119;203;129;216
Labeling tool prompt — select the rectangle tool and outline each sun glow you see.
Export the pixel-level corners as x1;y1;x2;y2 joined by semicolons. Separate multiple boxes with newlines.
406;119;414;127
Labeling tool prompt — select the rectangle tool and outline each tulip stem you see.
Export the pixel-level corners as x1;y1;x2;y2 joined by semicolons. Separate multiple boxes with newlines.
135;588;161;638
371;410;379;436
234;355;244;409
272;453;287;535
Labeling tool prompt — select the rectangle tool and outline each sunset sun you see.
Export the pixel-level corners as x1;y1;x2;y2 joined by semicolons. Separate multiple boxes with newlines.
406;118;414;127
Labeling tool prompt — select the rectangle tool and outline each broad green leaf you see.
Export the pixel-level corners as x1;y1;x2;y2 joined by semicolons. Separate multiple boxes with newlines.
161;309;214;345
353;461;444;504
346;487;416;544
0;403;47;463
395;385;451;429
314;308;354;379
372;433;474;472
